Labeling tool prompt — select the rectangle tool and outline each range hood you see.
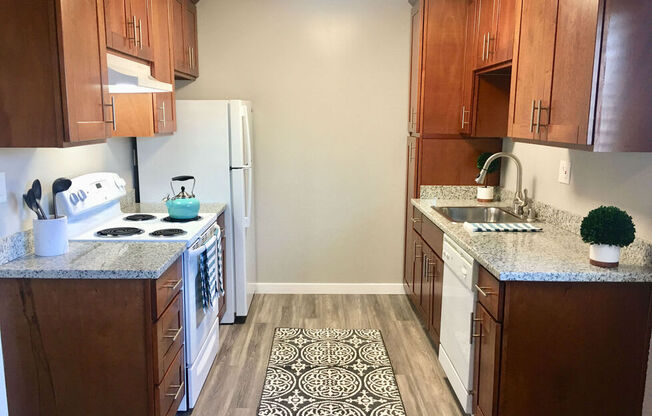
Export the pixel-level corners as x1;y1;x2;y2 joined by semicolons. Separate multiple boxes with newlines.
106;53;173;94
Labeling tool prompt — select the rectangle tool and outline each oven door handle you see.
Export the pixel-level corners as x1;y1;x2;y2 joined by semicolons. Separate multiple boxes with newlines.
188;244;207;259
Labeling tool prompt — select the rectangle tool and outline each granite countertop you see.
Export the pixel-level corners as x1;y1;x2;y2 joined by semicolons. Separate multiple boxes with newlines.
412;198;652;283
0;241;186;280
123;202;227;215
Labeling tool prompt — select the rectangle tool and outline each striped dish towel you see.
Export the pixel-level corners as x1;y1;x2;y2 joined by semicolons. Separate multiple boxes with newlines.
199;234;218;308
215;225;224;297
463;222;542;233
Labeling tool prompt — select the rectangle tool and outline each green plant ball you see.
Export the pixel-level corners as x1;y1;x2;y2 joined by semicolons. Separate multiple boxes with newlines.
580;206;636;247
477;152;499;174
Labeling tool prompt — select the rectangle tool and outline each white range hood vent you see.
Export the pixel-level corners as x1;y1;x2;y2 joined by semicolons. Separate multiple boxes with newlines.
106;53;173;94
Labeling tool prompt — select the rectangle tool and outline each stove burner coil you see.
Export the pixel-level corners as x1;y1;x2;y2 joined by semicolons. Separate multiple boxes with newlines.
96;227;145;237
124;214;157;221
162;216;202;223
150;228;187;237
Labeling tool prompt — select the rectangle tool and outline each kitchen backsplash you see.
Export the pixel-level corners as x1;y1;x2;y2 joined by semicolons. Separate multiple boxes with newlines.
420;185;652;266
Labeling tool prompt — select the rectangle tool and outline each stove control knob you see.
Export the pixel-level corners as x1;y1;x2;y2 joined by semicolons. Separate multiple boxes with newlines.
69;193;79;205
77;190;87;201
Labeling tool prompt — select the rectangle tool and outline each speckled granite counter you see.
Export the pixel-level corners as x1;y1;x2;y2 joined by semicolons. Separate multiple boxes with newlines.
412;198;652;283
122;202;227;216
0;241;186;279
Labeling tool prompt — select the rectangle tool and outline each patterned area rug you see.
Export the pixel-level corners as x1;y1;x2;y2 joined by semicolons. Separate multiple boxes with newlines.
257;328;407;416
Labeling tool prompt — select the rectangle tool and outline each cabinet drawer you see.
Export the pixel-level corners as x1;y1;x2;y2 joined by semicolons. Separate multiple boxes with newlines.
153;257;183;319
412;206;423;234
155;346;186;416
421;217;443;258
476;266;503;321
153;293;184;383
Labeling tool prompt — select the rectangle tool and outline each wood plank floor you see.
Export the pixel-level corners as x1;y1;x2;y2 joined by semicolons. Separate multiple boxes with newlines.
182;294;464;416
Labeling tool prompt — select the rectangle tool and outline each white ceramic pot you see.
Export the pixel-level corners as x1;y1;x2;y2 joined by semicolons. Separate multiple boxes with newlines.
33;216;69;257
589;244;620;268
477;186;494;202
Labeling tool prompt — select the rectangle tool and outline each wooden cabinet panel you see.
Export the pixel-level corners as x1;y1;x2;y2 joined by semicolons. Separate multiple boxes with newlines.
408;1;424;134
104;0;154;60
110;93;155;137
172;0;186;71
414;234;425;314
131;0;154;60
151;0;177;134
492;0;515;63
420;0;467;136
475;0;494;68
404;137;419;297
473;302;502;416
428;253;444;343
172;0;199;78
539;0;600;145
418;138;502;186
152;257;183;319
460;0;477;135
183;0;199;77
476;266;503;321
155;346;185;416
420;216;443;259
507;0;557;139
153;293;184;383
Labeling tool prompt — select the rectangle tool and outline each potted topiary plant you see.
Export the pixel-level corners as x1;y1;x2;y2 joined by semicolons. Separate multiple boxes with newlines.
580;206;636;268
476;152;499;202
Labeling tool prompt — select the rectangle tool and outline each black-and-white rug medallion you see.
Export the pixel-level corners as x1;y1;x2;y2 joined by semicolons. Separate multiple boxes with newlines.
257;328;407;416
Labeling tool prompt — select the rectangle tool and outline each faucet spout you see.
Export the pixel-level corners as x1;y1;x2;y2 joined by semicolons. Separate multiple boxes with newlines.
476;152;527;214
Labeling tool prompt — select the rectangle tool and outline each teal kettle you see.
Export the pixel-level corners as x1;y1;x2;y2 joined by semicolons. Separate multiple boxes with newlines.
164;176;200;220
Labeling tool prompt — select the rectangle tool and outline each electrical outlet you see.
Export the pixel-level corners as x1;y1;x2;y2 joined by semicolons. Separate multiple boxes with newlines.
0;172;6;203
558;160;571;184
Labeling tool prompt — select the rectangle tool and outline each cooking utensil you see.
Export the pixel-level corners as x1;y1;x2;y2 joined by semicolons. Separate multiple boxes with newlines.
52;177;72;217
163;175;200;220
23;189;45;220
31;179;47;220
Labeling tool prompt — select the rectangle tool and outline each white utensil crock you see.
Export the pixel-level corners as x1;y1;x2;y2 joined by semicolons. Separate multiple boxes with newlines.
33;216;69;257
477;186;494;202
589;244;620;268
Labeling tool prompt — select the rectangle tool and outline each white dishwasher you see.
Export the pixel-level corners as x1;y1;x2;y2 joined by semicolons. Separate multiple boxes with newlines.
438;235;478;414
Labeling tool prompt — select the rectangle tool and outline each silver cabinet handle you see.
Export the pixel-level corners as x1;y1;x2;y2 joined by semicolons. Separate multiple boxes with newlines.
461;105;470;128
414;241;422;259
411;217;421;224
475;284;494;297
529;99;536;132
163;326;183;341
166;381;184;400
159;101;166;128
482;33;487;61
486;32;493;60
139;19;143;50
133;16;138;47
535;100;549;134
162;278;182;291
104;96;116;131
470;312;483;343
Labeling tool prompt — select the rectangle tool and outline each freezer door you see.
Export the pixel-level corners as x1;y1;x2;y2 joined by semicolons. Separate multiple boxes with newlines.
231;167;257;317
229;100;253;168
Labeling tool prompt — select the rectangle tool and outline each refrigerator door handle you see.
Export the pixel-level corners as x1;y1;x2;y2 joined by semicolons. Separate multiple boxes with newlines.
243;166;253;228
242;107;253;167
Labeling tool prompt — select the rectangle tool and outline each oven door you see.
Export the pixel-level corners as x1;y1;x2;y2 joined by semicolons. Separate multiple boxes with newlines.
184;243;220;366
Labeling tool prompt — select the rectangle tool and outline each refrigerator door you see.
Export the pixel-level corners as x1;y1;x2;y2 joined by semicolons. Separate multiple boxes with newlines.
231;167;257;317
229;100;253;168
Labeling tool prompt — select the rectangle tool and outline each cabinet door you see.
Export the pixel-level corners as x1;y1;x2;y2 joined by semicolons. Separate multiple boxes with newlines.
414;235;424;311
130;0;154;61
183;0;199;77
473;303;502;416
420;247;433;324
429;254;444;340
507;0;557;140
151;0;176;134
61;0;114;142
460;0;477;134
172;0;186;72
104;0;135;55
110;93;155;137
540;0;600;144
153;93;176;134
404;137;419;296
491;0;515;64
408;0;423;134
475;0;494;67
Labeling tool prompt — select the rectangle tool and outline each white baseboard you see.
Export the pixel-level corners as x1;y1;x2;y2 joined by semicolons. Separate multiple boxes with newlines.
255;283;405;295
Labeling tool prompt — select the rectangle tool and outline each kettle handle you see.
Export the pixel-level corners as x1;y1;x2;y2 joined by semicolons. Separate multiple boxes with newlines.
170;175;196;197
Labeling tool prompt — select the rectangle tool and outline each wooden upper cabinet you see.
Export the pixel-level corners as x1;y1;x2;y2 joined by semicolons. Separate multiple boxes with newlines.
476;0;515;68
104;0;154;61
173;0;199;78
0;0;112;147
408;0;424;135
151;0;176;134
420;0;468;137
460;0;477;135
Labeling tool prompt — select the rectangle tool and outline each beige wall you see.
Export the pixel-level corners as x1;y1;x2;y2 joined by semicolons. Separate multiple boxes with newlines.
0;139;134;238
501;139;652;241
176;0;411;284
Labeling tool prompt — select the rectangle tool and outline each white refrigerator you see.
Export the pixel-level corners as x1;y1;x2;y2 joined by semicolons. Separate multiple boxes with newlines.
137;100;257;322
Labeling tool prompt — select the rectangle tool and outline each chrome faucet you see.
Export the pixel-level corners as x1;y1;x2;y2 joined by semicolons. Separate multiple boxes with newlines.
475;152;528;216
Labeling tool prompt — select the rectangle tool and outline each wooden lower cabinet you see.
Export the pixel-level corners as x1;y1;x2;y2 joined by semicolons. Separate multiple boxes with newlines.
472;270;652;416
0;257;186;416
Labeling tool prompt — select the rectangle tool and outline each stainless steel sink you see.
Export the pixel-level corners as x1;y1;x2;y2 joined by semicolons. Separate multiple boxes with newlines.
432;206;523;223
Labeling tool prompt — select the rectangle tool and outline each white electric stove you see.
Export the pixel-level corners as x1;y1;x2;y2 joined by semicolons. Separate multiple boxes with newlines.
56;172;221;412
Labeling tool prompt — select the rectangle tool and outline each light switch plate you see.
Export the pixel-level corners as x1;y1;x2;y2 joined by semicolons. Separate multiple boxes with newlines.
558;160;571;184
0;172;6;203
